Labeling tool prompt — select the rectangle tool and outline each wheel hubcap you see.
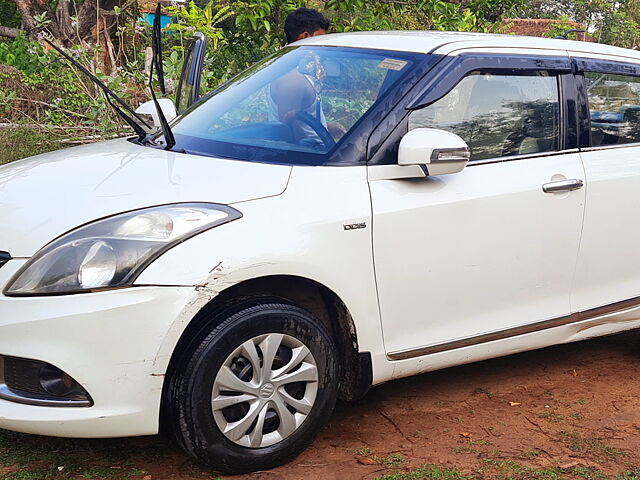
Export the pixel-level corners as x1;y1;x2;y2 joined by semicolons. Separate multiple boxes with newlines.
211;333;319;448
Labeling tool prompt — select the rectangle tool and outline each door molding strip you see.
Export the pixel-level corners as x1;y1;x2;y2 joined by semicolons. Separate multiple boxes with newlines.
387;295;640;361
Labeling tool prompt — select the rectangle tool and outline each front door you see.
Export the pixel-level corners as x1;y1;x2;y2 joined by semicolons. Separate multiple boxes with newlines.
370;63;586;359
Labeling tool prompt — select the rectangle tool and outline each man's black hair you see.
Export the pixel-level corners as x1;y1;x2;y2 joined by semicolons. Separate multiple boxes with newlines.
284;8;330;44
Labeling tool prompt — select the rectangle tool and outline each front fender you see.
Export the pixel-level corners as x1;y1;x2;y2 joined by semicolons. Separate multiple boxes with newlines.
135;165;392;383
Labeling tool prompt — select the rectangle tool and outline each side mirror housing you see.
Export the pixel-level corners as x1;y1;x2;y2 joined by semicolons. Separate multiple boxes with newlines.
135;99;177;132
398;128;470;176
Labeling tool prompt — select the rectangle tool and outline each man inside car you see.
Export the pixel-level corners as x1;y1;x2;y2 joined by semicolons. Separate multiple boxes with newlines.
269;8;347;145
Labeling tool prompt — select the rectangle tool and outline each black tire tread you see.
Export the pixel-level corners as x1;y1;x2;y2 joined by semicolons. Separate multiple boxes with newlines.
166;296;337;474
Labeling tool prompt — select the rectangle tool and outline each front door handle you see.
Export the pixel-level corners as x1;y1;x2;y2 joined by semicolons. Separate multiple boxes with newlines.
542;178;584;193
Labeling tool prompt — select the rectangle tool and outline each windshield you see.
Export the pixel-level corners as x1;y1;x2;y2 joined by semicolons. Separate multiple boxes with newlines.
166;46;423;165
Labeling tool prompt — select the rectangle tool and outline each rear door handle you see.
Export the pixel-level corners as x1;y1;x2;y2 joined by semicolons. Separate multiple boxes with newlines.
542;178;584;193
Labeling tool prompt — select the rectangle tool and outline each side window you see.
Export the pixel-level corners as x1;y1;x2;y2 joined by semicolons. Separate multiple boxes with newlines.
409;71;560;161
585;71;640;146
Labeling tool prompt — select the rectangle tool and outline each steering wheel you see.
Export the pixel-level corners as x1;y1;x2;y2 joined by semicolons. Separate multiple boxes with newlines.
295;111;336;150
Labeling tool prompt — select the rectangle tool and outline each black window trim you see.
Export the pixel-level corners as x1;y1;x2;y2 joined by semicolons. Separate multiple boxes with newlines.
368;53;576;166
572;56;640;151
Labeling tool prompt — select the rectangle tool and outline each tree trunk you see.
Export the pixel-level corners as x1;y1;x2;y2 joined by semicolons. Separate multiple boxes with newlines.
0;26;19;38
8;0;124;45
55;0;76;43
13;0;62;40
75;0;99;42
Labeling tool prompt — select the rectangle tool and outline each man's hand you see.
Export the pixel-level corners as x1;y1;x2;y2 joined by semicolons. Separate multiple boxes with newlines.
327;121;347;140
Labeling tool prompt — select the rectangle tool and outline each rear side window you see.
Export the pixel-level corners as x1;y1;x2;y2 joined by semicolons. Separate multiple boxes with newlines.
585;71;640;146
408;71;560;161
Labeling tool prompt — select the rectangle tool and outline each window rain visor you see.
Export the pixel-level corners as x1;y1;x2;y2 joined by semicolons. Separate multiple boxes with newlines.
4;203;241;296
165;46;422;165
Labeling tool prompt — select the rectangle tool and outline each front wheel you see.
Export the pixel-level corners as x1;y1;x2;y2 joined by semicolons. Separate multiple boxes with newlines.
167;300;338;474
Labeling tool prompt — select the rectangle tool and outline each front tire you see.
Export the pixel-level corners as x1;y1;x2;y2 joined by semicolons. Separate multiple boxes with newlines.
167;299;338;474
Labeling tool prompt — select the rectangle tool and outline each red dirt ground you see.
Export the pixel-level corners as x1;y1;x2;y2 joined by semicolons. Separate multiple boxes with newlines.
226;331;640;479
4;331;640;479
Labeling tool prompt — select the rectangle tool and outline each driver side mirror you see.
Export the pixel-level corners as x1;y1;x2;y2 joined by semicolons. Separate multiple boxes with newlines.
399;128;470;176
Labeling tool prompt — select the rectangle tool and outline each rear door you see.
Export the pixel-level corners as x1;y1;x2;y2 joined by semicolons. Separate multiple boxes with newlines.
571;56;640;312
368;53;587;360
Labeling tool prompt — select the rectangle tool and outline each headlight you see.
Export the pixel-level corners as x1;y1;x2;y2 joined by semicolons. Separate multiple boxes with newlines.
4;203;241;296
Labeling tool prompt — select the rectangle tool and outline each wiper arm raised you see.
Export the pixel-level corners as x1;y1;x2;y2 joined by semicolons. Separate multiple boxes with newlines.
149;3;176;151
44;39;151;142
148;54;176;150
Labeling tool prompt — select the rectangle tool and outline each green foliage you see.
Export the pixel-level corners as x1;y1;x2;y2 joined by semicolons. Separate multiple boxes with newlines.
204;0;303;84
167;1;232;48
0;0;20;28
542;15;580;38
325;0;396;31
0;33;52;74
325;0;496;32
596;4;640;50
0;0;514;138
517;0;640;49
0;33;144;134
233;0;304;45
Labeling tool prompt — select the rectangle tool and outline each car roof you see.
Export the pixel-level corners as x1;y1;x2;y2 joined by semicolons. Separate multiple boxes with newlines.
295;31;640;63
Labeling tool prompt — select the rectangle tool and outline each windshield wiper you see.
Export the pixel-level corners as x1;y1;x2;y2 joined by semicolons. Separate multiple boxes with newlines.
44;39;151;142
149;3;176;151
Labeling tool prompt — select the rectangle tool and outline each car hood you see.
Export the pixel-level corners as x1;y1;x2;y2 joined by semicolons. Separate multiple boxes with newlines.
0;139;292;257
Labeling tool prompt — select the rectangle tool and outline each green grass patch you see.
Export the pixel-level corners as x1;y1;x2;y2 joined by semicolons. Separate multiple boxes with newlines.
478;458;620;480
560;431;624;460
467;439;492;446
451;446;476;454
0;428;172;480
481;459;565;480
2;471;49;480
541;411;584;423
373;464;469;480
377;453;409;467
353;447;408;467
617;470;640;480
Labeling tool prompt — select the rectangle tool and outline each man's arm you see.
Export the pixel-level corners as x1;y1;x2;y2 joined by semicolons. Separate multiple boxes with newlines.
270;70;316;123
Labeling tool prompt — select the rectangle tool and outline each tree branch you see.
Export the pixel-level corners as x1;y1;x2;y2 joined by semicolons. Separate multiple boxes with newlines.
0;25;20;38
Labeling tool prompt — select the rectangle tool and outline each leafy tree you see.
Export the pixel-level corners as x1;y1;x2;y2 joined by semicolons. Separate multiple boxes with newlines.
324;0;506;33
514;0;640;48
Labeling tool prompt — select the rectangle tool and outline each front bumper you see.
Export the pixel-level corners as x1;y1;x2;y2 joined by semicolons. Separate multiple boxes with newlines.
0;260;196;438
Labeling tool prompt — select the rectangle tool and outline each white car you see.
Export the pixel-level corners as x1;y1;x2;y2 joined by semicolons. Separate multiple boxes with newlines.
2;31;640;473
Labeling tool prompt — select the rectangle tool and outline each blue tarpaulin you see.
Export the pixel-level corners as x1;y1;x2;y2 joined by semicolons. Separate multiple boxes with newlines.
141;12;173;28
